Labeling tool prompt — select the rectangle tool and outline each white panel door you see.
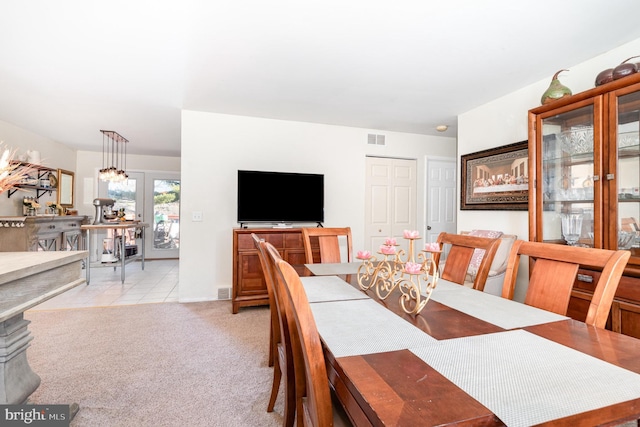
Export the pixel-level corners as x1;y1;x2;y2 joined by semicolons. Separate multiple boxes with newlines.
426;157;457;244
365;157;417;254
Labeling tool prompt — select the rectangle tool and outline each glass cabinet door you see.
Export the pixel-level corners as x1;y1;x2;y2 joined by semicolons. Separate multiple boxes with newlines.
615;89;640;252
539;103;597;247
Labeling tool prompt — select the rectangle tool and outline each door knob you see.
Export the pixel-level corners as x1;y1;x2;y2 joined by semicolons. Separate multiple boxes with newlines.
427;226;432;230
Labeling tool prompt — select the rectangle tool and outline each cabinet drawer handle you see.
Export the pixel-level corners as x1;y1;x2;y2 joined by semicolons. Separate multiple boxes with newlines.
49;225;56;229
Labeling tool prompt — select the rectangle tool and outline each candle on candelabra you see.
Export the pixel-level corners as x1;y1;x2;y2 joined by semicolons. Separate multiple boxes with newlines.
404;262;422;274
380;245;396;255
403;230;420;239
356;250;372;260
424;242;441;252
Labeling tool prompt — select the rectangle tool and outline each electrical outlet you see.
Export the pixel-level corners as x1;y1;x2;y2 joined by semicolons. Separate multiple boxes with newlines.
192;211;203;222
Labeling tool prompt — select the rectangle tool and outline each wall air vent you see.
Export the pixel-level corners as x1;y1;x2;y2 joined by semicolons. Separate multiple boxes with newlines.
217;287;231;300
367;134;386;146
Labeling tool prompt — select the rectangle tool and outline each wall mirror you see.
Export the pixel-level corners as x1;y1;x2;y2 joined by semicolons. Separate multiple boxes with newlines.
57;169;75;208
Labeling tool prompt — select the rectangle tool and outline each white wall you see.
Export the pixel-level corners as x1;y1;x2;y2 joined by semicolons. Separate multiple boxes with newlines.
458;38;640;301
179;111;456;302
0;120;76;216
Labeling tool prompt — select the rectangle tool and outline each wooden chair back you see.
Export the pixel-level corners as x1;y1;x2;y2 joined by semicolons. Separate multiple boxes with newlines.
433;232;501;291
268;246;334;427
501;240;630;328
262;241;296;426
251;233;278;366
302;227;353;264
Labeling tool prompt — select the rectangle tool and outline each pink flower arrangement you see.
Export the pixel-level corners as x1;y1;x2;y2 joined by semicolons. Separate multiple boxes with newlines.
384;237;397;246
424;242;441;252
379;245;396;255
404;262;422;274
356;250;372;260
403;230;420;239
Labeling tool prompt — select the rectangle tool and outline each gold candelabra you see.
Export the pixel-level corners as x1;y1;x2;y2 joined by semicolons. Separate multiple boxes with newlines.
356;235;440;315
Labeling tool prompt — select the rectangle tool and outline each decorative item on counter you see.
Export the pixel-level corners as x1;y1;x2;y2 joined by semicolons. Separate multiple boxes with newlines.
23;197;40;216
0;142;27;195
356;250;372;260
46;201;58;215
541;69;572;105
595;56;640;86
384;237;397;246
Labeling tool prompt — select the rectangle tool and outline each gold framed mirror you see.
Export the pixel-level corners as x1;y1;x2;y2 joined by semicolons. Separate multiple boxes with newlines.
57;169;75;208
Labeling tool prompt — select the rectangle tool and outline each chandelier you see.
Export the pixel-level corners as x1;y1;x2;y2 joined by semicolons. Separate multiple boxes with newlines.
99;130;129;182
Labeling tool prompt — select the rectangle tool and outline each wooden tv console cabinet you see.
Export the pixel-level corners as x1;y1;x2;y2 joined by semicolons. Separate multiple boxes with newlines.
232;228;319;314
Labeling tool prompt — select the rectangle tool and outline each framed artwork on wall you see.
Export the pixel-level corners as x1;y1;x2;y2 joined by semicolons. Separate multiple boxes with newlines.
461;140;529;210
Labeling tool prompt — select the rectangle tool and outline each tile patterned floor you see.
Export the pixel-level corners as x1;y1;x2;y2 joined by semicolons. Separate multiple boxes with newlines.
30;259;179;310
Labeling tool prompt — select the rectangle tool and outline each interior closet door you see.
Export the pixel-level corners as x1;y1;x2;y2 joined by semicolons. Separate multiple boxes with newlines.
365;156;417;255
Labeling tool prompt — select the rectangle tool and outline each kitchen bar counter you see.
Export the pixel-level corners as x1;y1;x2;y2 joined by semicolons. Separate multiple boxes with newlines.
0;251;87;404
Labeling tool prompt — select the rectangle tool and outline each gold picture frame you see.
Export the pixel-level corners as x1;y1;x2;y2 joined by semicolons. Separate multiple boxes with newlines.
57;168;75;208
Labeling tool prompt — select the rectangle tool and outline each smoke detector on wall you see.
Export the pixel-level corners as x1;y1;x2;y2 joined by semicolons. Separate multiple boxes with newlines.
436;125;448;132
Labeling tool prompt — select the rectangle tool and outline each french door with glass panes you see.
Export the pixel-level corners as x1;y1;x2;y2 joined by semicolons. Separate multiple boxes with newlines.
99;171;180;259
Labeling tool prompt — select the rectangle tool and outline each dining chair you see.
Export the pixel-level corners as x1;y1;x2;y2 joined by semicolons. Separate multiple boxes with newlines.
432;232;501;291
252;235;296;427
267;244;352;427
301;227;353;264
501;240;631;328
251;234;276;367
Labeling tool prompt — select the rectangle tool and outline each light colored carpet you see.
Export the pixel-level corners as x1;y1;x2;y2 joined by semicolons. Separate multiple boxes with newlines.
25;301;283;427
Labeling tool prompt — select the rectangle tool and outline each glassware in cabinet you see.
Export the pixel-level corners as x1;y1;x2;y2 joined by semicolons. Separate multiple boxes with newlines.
538;103;596;247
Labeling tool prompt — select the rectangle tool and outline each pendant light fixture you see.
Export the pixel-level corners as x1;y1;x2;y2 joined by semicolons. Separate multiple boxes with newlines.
99;130;129;182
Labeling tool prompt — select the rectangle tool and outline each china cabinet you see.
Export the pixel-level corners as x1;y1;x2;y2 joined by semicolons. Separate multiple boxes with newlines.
529;72;640;337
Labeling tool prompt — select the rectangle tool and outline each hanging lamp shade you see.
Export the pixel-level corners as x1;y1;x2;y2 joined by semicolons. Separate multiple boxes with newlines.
99;130;129;182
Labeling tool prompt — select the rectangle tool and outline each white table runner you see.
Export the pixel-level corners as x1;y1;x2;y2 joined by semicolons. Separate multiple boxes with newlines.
410;330;640;427
304;262;361;276
300;275;369;303
431;279;568;329
310;299;436;357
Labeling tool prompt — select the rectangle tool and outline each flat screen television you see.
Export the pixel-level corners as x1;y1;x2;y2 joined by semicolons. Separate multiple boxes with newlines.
237;170;324;225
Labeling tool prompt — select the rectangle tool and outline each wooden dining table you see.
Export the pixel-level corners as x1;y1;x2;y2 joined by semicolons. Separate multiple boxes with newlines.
298;263;640;427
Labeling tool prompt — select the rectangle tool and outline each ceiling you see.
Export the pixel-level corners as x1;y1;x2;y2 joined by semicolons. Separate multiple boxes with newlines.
2;0;640;158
